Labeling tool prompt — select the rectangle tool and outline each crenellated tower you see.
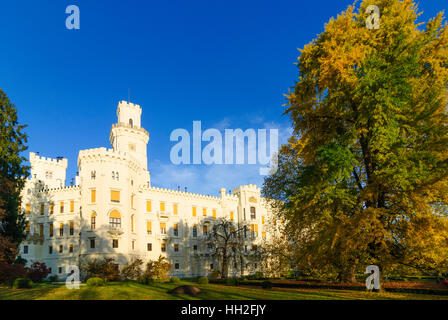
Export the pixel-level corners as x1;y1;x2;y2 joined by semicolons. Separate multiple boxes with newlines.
109;101;150;170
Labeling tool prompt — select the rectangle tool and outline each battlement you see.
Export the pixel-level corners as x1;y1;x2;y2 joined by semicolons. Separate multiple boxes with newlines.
232;184;261;194
29;152;68;168
142;185;239;202
118;100;141;111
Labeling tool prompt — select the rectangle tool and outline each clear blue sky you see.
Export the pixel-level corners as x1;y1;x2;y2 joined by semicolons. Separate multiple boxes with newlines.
0;0;446;195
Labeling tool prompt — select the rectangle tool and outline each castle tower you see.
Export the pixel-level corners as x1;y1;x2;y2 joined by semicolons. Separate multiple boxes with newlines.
109;101;150;170
29;152;68;188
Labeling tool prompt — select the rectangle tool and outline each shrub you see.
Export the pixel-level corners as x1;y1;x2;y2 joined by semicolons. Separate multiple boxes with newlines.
120;259;143;281
138;276;155;285
0;263;26;287
225;278;238;286
13;278;33;289
197;277;209;284
143;256;172;281
81;258;120;282
27;262;51;283
209;270;221;280
262;281;273;289
86;277;104;287
49;275;59;282
247;272;264;280
170;276;181;283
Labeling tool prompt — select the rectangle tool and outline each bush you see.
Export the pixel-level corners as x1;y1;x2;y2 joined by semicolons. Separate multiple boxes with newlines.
120;259;143;281
138;276;155;285
225;278;239;286
170;276;181;283
247;272;264;280
197;277;209;284
49;275;59;282
209;270;221;280
0;263;26;287
81;258;120;282
13;278;33;289
27;262;51;283
86;277;104;287
262;281;273;289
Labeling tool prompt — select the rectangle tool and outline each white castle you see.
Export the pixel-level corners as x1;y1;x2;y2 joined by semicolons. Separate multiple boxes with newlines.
19;101;275;279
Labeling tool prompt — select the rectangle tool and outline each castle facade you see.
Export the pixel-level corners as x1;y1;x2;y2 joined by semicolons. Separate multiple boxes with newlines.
19;101;274;279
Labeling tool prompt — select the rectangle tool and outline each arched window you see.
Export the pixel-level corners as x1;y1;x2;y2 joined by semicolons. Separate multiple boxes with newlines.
129;119;133;127
91;213;96;230
109;210;121;229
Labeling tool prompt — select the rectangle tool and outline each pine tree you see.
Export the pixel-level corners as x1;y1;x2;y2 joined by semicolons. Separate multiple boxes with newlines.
0;89;29;264
263;0;448;283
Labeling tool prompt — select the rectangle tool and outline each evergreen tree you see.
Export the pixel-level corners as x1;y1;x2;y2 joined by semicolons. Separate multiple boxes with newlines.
0;89;29;264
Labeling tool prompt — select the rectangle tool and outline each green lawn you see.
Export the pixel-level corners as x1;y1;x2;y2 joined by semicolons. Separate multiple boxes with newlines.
1;281;448;300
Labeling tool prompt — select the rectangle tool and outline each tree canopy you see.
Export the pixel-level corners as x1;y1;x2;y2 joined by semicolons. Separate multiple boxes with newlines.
263;0;448;281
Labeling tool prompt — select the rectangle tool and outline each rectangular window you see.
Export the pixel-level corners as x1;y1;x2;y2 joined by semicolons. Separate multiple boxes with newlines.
23;246;28;254
192;226;197;238
250;207;256;220
174;244;179;252
173;224;178;237
69;244;74;253
132;241;135;250
70;201;74;212
131;195;134;209
111;190;120;203
212;209;217;219
147;243;152;251
160;202;165;212
131;216;134;232
90;239;95;249
69;221;74;236
113;239;119;248
60;202;64;213
50;203;54;214
173;204;178;215
161;243;166;252
58;267;62;274
230;211;234;221
147;221;152;234
59;245;63;253
26;223;30;233
203;208;207;216
262;232;266;239
160;223;166;234
273;218;277;226
91;189;96;203
59;223;64;236
26;203;31;214
146;200;152;212
192;206;197;217
39;224;44;237
175;263;179;270
193;245;197;251
49;223;53;237
49;246;53;254
203;225;208;236
262;216;265;224
91;216;96;230
40;204;45;215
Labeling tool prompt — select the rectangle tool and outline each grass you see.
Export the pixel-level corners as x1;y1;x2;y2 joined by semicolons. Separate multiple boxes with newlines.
1;281;448;300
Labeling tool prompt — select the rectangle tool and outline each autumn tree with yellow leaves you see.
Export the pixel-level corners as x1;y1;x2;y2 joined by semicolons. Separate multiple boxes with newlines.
263;0;448;283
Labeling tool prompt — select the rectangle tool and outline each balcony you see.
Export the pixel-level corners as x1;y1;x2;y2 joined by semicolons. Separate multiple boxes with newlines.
108;226;124;236
157;211;170;219
157;233;169;241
